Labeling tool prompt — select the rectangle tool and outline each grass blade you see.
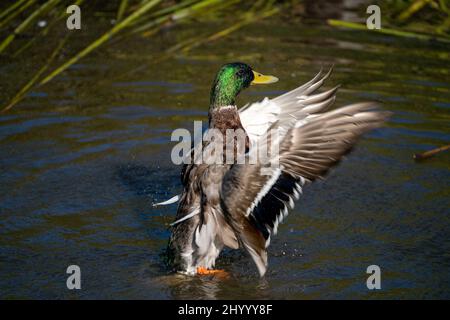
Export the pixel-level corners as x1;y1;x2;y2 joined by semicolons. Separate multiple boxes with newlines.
12;0;85;57
2;36;69;113
0;0;30;22
0;0;60;54
398;0;433;22
39;0;162;85
117;0;129;21
327;19;450;43
0;0;37;30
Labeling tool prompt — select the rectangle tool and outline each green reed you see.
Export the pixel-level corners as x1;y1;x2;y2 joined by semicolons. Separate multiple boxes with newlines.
0;0;279;112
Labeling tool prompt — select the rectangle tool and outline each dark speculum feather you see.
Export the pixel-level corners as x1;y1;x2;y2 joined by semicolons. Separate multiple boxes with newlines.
251;172;299;239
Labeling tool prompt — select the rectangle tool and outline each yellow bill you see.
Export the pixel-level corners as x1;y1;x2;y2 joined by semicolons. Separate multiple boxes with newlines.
251;71;279;85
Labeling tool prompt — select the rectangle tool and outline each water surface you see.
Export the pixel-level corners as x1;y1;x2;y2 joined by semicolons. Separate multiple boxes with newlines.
0;14;449;299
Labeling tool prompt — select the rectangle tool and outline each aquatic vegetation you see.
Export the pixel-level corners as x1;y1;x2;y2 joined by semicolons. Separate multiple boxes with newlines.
387;0;449;36
1;0;448;113
0;0;279;112
328;0;450;42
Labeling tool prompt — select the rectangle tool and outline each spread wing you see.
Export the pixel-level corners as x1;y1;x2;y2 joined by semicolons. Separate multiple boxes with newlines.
239;67;338;145
222;101;391;276
154;69;337;208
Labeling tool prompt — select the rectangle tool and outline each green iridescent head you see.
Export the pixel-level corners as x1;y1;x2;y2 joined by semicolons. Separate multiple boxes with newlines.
209;62;278;109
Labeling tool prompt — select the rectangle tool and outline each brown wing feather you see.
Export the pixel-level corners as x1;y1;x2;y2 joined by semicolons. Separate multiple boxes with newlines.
221;102;391;276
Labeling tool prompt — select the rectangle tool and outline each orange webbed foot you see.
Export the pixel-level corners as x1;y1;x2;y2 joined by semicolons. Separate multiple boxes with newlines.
196;267;229;278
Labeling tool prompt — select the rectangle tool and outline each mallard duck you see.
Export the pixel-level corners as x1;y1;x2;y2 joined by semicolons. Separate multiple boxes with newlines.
164;62;390;277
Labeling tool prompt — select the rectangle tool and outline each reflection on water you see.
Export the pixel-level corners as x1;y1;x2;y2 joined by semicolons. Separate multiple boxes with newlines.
0;13;449;299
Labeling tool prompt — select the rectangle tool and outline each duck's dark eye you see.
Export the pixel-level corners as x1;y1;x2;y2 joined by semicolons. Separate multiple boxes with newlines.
235;69;245;77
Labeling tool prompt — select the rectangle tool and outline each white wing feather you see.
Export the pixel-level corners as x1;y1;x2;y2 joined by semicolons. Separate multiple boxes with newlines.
239;68;338;143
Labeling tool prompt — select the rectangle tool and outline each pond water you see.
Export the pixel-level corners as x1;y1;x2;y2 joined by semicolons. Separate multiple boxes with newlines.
0;12;449;299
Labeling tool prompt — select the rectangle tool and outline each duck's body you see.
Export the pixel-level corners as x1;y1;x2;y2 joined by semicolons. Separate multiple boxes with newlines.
166;63;390;276
169;98;245;274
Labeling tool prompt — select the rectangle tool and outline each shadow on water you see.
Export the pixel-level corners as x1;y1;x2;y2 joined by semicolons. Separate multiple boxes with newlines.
116;163;179;199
